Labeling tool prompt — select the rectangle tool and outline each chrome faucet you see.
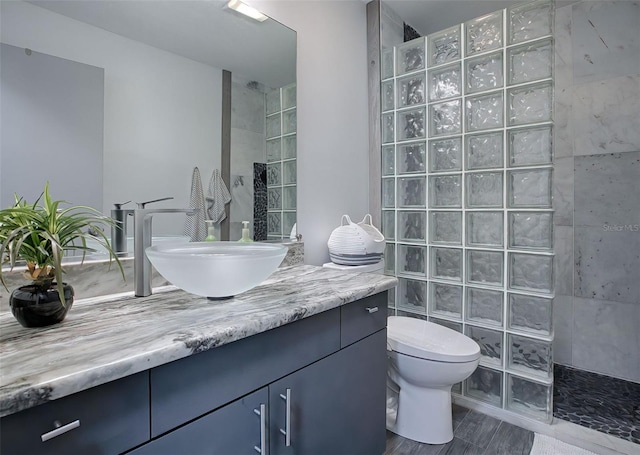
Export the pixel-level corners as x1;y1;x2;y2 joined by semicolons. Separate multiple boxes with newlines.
110;201;134;254
136;196;175;209
133;204;198;297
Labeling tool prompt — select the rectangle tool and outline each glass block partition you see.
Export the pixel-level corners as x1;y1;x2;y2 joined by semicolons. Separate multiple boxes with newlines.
266;83;297;240
382;0;555;422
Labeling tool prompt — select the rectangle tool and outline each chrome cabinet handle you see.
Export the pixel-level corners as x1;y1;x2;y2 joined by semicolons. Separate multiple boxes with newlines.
41;420;80;442
253;404;267;454
279;388;291;447
365;306;379;314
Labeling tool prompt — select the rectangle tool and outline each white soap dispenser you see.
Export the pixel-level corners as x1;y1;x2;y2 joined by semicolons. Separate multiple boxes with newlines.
238;221;253;243
205;220;217;242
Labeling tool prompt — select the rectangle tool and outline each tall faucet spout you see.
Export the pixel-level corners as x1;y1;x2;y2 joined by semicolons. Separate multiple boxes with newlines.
133;208;198;297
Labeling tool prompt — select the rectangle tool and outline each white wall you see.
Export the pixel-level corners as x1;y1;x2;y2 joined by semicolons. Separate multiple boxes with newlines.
248;0;371;265
1;1;222;236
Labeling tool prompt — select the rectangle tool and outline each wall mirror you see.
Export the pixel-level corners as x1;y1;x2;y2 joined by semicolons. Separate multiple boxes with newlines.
0;0;296;250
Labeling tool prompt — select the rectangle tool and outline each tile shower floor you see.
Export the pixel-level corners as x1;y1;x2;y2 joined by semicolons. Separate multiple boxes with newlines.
553;364;640;445
385;404;535;455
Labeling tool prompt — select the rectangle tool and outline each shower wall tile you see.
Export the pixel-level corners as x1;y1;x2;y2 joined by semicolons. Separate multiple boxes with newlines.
553;5;573;164
554;5;574;159
232;83;266;133
573;76;640;156
554;86;573;159
553;157;574;226
554;5;573;91
381;1;405;56
574;152;640;227
574;226;640;305
554;226;573;297
553;295;573;366
572;297;640;382
571;1;640;85
233;128;267;173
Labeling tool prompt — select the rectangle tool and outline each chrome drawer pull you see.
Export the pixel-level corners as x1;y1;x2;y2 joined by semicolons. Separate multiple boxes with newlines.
365;306;379;314
253;404;267;454
41;420;80;442
279;388;291;447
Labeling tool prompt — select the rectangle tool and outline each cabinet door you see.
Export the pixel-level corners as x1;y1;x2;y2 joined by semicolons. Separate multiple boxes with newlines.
269;329;387;455
0;372;149;455
130;387;268;455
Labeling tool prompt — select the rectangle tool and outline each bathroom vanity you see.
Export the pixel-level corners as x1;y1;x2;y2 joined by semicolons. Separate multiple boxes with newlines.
0;265;396;455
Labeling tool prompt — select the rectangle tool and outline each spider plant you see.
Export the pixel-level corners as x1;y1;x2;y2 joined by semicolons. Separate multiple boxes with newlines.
0;182;124;306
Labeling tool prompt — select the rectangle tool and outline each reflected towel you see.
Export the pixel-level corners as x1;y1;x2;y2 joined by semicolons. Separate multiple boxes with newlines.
184;167;207;242
206;169;231;223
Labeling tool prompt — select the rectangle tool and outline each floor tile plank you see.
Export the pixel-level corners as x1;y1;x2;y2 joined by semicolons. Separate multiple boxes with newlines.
385;430;444;455
481;421;534;455
452;404;469;431
453;410;502;449
438;437;485;455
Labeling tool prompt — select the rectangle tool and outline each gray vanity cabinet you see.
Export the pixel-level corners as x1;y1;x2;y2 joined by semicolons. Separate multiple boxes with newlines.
0;291;388;455
128;387;269;455
0;372;150;455
269;329;387;455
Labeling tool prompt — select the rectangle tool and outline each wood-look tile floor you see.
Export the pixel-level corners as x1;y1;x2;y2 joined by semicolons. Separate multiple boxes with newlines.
384;405;535;455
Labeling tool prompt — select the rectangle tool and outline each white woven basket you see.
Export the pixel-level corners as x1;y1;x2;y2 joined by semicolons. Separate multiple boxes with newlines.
327;214;385;265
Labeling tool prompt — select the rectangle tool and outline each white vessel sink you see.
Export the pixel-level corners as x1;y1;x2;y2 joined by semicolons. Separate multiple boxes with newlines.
145;242;288;299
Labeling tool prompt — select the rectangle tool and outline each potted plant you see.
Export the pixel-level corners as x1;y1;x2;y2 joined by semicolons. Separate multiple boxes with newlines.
0;183;123;328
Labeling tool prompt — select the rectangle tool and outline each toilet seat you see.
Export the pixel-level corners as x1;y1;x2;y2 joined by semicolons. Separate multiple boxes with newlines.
388;316;480;363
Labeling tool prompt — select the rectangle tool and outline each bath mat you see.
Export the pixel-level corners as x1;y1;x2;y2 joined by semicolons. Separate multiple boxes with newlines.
530;433;599;455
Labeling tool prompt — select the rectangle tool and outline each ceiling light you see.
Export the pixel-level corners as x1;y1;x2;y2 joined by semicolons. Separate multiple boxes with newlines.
227;0;268;22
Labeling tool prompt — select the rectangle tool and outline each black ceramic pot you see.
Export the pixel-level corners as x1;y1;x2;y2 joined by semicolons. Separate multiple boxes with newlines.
9;283;74;328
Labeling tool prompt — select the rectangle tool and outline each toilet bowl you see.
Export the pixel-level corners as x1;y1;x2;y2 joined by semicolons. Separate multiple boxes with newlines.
387;316;481;444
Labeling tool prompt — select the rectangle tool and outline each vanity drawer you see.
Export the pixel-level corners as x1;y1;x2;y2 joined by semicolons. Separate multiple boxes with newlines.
150;307;340;437
340;291;387;347
0;372;150;455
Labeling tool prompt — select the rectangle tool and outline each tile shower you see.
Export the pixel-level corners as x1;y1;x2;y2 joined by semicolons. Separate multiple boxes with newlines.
551;0;640;445
382;0;556;422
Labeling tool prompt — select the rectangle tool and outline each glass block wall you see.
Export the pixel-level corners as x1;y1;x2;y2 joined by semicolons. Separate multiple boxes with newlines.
266;83;297;240
381;0;555;422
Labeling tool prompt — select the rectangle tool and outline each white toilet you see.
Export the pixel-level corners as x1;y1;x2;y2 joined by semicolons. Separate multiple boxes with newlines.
386;316;481;444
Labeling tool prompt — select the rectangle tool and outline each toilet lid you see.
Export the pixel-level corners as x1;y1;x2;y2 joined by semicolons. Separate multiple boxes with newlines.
387;316;480;363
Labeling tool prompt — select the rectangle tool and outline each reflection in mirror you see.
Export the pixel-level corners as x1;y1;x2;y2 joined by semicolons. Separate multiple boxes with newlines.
0;0;296;252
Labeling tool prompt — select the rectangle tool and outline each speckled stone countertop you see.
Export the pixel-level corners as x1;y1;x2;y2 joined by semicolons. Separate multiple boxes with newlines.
0;265;396;418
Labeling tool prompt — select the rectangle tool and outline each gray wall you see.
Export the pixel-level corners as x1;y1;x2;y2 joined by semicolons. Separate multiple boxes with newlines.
248;1;371;266
0;44;103;210
553;0;640;383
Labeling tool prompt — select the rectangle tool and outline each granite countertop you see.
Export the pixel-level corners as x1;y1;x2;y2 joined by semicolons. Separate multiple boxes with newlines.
0;265;397;418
